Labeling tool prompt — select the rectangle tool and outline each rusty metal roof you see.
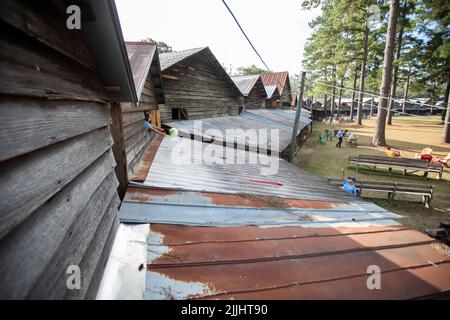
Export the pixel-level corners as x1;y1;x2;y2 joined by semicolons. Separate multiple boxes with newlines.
146;223;450;299
260;71;290;94
125;42;164;103
100;134;450;300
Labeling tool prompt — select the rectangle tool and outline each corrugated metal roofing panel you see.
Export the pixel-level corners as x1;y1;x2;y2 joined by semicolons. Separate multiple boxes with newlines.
140;136;361;201
159;47;207;71
145;223;450;299
230;75;260;96
165;110;311;153
101;123;450;300
260;71;289;94
264;85;279;99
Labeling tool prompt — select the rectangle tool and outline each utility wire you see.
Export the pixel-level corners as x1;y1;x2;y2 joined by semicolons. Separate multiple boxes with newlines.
220;0;271;72
313;87;450;124
312;80;448;111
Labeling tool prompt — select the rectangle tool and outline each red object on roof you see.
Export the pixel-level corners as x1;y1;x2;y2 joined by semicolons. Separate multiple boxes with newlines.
250;179;284;186
260;71;289;94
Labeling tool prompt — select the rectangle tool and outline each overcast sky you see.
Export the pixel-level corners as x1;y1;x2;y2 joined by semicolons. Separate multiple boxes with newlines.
115;0;321;75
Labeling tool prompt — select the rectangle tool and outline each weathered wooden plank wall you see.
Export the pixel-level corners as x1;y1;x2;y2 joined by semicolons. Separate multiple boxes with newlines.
0;0;121;299
280;79;292;108
121;74;159;178
244;83;267;110
159;54;241;122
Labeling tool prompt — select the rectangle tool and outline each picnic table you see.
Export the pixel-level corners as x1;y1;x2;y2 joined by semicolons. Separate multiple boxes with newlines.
348;154;444;180
328;178;435;208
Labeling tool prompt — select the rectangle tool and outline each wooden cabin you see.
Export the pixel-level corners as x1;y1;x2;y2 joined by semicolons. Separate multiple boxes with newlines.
123;42;165;179
265;85;281;108
260;71;292;108
231;75;267;110
158;47;242;122
0;0;138;299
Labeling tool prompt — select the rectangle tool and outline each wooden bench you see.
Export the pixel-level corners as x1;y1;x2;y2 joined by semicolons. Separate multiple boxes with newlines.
327;178;434;208
348;154;444;180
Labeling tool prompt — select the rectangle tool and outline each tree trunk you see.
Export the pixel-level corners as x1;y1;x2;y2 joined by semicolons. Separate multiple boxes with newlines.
402;71;410;113
350;65;358;122
331;66;336;118
357;22;369;125
370;97;374;117
441;73;450;122
310;95;314;112
373;0;400;146
443;88;450;143
387;19;404;125
338;76;344;117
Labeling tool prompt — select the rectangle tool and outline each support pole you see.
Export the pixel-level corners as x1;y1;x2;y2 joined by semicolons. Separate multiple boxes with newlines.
289;71;306;162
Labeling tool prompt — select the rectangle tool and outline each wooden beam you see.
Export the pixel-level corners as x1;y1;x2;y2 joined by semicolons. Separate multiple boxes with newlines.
110;103;128;199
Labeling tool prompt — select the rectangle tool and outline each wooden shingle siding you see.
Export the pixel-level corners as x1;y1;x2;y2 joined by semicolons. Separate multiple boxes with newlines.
0;0;122;299
160;55;241;122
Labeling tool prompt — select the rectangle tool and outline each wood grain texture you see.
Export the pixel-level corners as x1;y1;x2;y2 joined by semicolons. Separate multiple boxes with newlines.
0;0;96;71
122;111;145;127
84;214;120;300
160;54;241;122
28;171;119;299
64;197;120;300
0;127;113;240
0;33;107;102
0;97;110;161
0;151;115;299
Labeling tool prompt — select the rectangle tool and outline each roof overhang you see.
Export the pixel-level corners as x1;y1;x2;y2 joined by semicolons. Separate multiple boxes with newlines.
76;0;137;103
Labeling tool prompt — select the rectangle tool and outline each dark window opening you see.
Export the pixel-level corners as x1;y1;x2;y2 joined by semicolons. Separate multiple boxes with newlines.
172;108;189;120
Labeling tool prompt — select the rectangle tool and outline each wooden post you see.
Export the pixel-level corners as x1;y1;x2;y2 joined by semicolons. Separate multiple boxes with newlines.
109;103;128;200
289;71;306;162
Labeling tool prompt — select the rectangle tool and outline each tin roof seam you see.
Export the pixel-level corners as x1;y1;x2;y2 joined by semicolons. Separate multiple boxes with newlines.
147;240;437;269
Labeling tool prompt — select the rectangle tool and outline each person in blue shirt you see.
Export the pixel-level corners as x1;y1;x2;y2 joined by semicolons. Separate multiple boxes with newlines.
341;177;357;195
336;129;344;148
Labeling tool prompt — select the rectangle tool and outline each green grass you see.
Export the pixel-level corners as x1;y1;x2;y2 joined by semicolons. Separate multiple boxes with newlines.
294;115;450;232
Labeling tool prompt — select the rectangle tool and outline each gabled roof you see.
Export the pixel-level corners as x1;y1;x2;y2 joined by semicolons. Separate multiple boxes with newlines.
260;71;290;94
159;47;207;71
230;75;266;97
264;85;280;99
125;42;164;102
159;47;242;97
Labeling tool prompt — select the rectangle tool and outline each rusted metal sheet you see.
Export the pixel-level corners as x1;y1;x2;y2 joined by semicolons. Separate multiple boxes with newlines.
145;223;450;300
148;223;409;246
130;134;163;182
149;229;433;266
260;72;289;94
125;187;352;209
